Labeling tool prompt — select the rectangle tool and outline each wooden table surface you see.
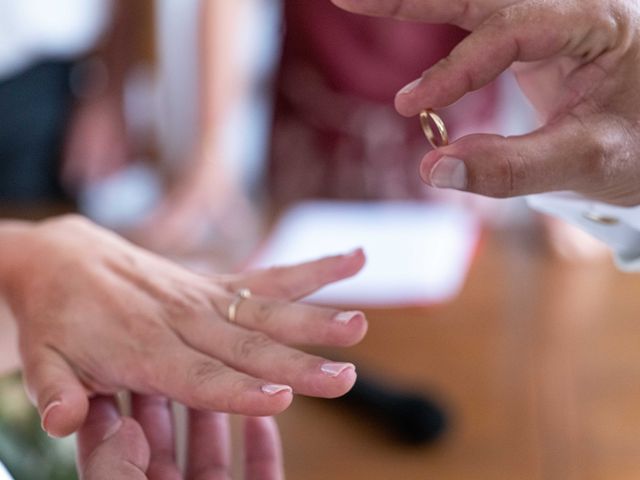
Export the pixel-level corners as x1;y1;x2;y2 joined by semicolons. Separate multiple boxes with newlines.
276;229;640;480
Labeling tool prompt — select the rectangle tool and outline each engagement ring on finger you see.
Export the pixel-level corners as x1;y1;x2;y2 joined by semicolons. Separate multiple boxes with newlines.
420;109;449;149
227;288;252;323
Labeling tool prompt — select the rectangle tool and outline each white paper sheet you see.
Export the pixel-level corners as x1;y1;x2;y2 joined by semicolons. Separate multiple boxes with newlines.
249;201;480;306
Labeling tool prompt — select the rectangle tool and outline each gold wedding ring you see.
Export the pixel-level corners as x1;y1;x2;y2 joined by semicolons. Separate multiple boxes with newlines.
227;288;252;323
420;109;449;149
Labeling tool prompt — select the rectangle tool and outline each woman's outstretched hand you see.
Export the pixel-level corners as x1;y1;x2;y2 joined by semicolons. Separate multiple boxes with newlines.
77;395;284;480
333;0;640;205
0;215;367;438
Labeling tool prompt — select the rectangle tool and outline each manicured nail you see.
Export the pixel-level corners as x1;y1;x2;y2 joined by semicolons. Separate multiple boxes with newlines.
321;362;356;377
344;248;363;258
399;78;420;95
430;156;468;190
102;419;123;441
333;311;362;325
41;400;62;435
261;384;293;396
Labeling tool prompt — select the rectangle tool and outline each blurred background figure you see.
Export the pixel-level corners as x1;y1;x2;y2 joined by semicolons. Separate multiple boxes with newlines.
0;0;116;201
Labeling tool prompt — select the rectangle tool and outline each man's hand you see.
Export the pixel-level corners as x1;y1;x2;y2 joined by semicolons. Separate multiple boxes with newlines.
0;216;367;438
333;0;640;205
77;395;284;480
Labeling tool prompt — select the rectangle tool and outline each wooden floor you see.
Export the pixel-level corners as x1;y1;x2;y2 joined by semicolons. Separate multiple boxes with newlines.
276;229;640;480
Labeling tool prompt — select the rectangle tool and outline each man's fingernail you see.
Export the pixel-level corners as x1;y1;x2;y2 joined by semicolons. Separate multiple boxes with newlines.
399;78;421;95
321;362;356;377
333;311;362;325
430;156;468;190
102;419;123;441
261;384;293;396
41;400;62;435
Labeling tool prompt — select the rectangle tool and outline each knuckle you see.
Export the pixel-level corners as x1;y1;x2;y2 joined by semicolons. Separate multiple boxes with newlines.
427;55;458;83
164;289;209;321
119;314;169;354
585;2;619;36
484;7;513;29
134;341;191;389
264;266;298;298
132;356;163;388
250;301;281;326
583;133;609;177
469;151;523;198
187;359;226;386
153;287;220;330
233;331;274;361
51;213;91;229
225;381;254;414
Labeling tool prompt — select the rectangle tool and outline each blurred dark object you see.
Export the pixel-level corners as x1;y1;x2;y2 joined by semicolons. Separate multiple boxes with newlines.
0;61;73;202
337;374;448;446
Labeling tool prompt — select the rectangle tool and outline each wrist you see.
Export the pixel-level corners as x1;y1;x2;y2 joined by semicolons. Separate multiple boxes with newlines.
0;221;35;375
0;220;36;295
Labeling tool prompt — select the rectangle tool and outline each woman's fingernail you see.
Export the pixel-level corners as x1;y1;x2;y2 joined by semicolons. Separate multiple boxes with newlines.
344;248;363;258
430;156;468;190
102;419;123;441
41;400;62;435
333;311;362;325
261;384;293;396
321;362;356;377
399;78;420;95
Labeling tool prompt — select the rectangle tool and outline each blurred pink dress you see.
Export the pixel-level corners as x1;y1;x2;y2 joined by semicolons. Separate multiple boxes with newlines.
269;1;499;204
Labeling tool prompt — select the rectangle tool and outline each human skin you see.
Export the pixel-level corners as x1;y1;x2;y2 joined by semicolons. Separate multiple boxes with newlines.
77;395;284;480
0;215;367;438
332;0;640;206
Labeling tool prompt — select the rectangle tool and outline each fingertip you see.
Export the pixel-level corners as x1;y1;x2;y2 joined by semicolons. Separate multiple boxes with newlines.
344;246;365;259
222;383;294;417
352;314;369;344
84;417;151;476
313;363;357;398
394;92;419;117
43;391;89;438
341;247;366;275
327;366;358;398
330;311;368;347
41;400;62;434
253;386;294;416
115;417;149;453
420;150;445;186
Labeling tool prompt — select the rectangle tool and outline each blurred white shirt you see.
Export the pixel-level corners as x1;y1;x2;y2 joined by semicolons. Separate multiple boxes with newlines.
0;0;111;79
529;193;640;270
0;462;12;480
